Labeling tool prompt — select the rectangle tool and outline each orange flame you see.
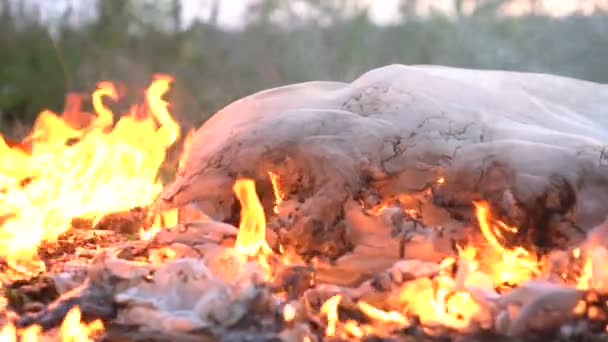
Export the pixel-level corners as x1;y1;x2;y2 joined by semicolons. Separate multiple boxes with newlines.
233;179;272;257
0;76;180;268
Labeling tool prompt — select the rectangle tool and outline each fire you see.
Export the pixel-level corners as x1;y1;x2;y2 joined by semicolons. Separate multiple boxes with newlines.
473;201;540;287
140;208;178;241
575;246;607;291
343;320;365;338
283;304;296;322
20;325;40;342
60;306;104;341
419;275;482;330
0;75;180;268
177;130;194;171
0;307;103;341
320;294;342;337
0;324;17;341
267;171;284;214
357;301;409;326
233;179;272;257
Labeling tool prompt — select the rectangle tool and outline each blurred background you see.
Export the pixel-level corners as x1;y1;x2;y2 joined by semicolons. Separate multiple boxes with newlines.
1;0;607;137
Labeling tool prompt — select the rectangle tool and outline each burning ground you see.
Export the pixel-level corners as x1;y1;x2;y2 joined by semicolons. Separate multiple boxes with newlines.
1;65;608;341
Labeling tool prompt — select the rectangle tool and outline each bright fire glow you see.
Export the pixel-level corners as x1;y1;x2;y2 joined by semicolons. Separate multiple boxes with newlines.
233;179;272;257
0;75;180;268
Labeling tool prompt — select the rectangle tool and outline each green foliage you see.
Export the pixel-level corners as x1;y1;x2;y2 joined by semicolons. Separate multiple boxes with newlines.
0;0;607;135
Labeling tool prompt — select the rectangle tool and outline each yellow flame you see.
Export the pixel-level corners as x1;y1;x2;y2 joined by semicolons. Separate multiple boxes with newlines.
233;179;272;257
145;75;180;146
267;171;284;214
0;76;180;267
321;294;342;337
91;81;118;129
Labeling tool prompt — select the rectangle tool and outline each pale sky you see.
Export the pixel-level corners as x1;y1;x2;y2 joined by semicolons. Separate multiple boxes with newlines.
16;0;608;30
181;0;608;28
180;0;606;28
180;0;404;28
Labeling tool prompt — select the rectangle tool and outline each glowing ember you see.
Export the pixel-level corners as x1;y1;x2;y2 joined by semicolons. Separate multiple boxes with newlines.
370;203;388;216
267;171;284;214
233;179;272;257
0;75;180;268
321;294;342;337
